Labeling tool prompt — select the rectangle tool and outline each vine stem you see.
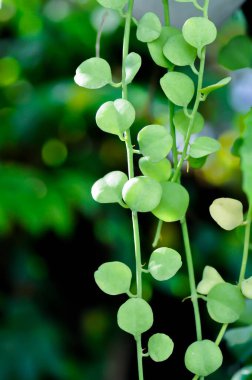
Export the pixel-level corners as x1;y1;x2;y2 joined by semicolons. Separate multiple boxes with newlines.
122;0;144;379
162;0;170;26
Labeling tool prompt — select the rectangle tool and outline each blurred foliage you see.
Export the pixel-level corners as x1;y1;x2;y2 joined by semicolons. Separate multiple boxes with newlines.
0;0;251;379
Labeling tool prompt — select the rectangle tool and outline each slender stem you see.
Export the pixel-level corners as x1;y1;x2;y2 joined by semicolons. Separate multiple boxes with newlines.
122;1;144;379
181;217;202;341
162;0;170;26
136;336;144;380
170;99;178;168
172;47;206;183
215;324;228;346
152;219;163;248
238;204;252;285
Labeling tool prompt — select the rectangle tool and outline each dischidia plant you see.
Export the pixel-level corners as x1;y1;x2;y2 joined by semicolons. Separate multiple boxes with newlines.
74;0;252;379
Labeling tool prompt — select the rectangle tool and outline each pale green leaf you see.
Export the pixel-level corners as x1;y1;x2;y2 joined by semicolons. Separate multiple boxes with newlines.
148;333;174;362
163;34;197;66
160;72;195;107
136;12;162;43
209;198;244;231
97;0;127;9
125;52;142;84
74;57;112;89
139;157;172;182
148;247;182;281
241;277;252;299
197;266;225;295
201;77;231;96
94;261;132;295
182;17;217;50
91;171;128;204
173;110;204;137
189;136;221;158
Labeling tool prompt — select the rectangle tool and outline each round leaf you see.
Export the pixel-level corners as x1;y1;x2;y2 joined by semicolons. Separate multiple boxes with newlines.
148;247;182;281
91;171;128;204
218;35;252;71
173;109;204;137
136;12;162;43
188;156;207;169
94;261;132;295
163;34;197;66
241;277;252;299
74;57;112;89
207;283;246;323
137;125;173;162
148;26;180;68
148;333;174;362
125;52;142;84
117;298;153;336
139;157;172;182
152;182;189;222
209;198;244;231
122;176;162;212
185;340;223;377
201;77;231;96
96;99;135;137
97;0;127;9
197;266;225;295
182;17;217;50
160;72;194;107
189;136;221;158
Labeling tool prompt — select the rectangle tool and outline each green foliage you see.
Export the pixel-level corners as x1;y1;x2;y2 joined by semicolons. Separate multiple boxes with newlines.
241;277;252;299
117;298;153;336
91;171;128;204
207;283;246;323
182;17;217;51
148;333;174;362
200;77;232;97
125;52;142;84
231;366;252;380
94;261;132;295
136;12;162;43
163;34;197;67
189;136;221;158
148;247;182;281
185;340;223;376
218;35;252;70
197;266;225;295
97;0;128;9
74;58;112;89
173;110;204;137
209;198;244;231
160;72;195;107
241;110;252;206
139;157;172;182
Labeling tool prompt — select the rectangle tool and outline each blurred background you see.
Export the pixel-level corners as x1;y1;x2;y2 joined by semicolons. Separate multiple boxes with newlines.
0;0;252;379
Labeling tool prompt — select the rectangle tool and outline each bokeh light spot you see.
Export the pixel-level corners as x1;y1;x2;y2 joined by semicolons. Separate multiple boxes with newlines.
0;57;20;87
42;139;68;167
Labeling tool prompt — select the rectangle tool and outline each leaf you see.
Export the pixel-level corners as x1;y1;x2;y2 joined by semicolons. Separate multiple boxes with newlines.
225;325;252;347
91;171;128;204
152;182;189;222
94;261;132;295
148;333;174;362
96;99;135;137
231;366;252;380
163;34;197;67
231;137;244;158
209;198;244;231
197;266;225;295
173;110;204;137
241;110;252;206
148;247;182;281
117;298;153;336
125;52;142;84
185;340;223;377
122;176;162;213
182;17;217;51
97;0;127;10
160;72;195;107
218;35;252;71
74;57;112;89
188;156;207;169
189;136;221;158
139;157;172;182
241;277;252;299
201;77;231;96
136;12;162;43
148;26;180;68
137;124;173;162
207;283;246;324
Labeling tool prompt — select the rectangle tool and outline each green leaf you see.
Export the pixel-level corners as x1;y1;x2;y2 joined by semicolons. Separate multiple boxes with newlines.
218;35;252;71
209;198;244;231
189;136;221;158
225;325;252;347
117;298;153;336
148;333;174;362
91;171;128;204
148;247;182;281
94;261;132;295
148;26;180;68
207;283;246;323
231;366;252;380
173;110;204;137
97;0;127;9
96;99;135;137
182;17;217;51
188;156;207;169
231;137;244;158
137;124;173;162
160;72;195;107
122;176;162;212
139;157;172;182
74;58;112;89
152;182;189;222
241;110;252;206
241;277;252;299
125;52;142;84
163;34;197;66
136;12;162;43
197;266;225;295
185;340;223;377
201;77;231;97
